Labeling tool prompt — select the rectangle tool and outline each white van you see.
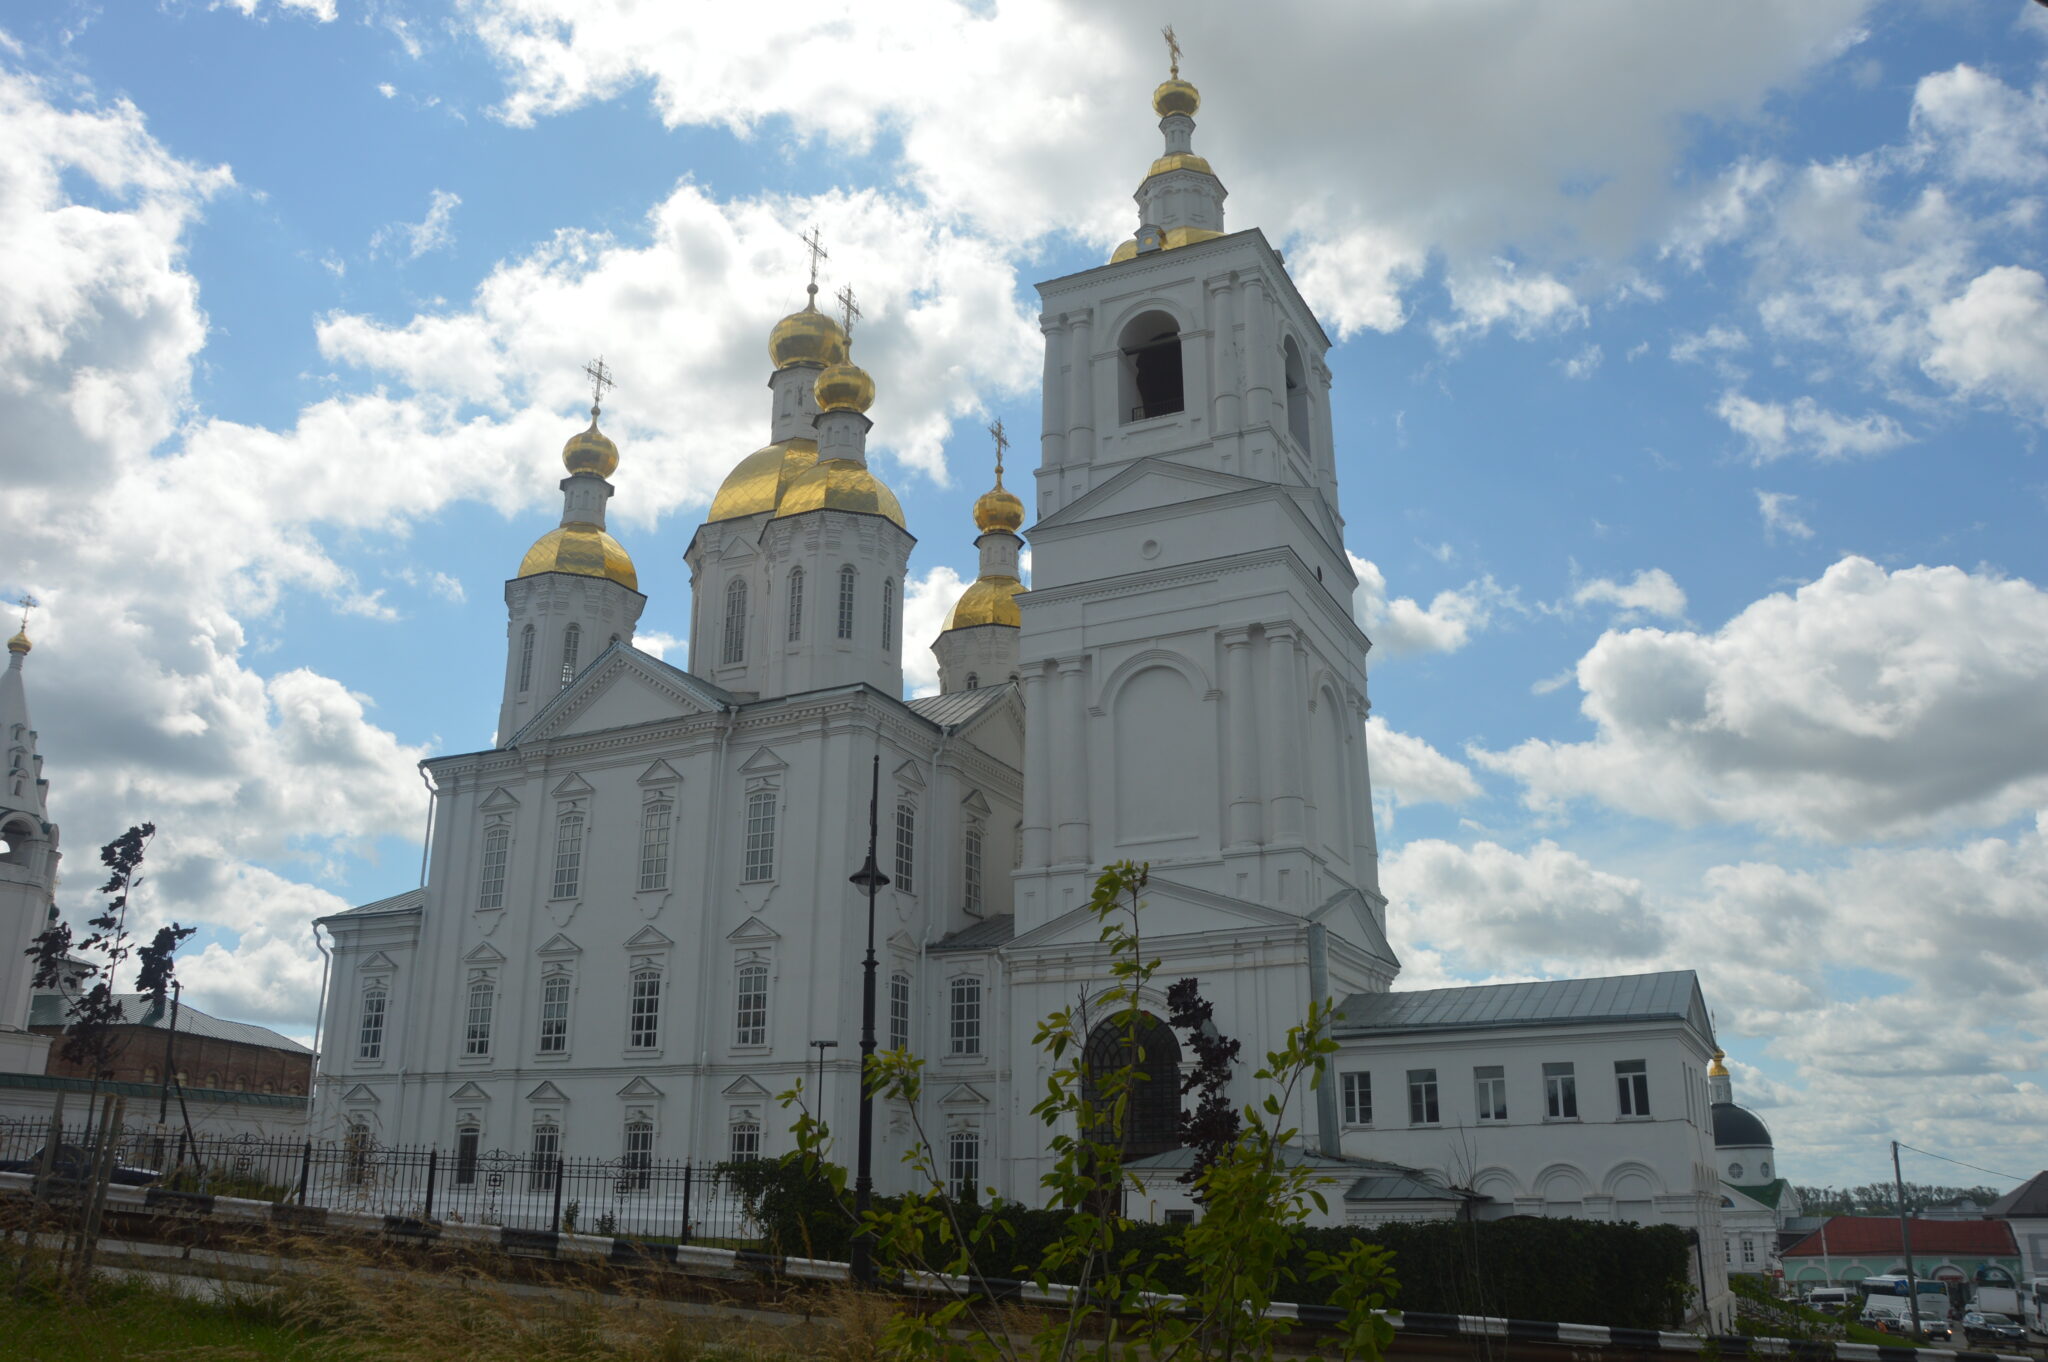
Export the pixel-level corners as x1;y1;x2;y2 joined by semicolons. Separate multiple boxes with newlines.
1808;1287;1855;1313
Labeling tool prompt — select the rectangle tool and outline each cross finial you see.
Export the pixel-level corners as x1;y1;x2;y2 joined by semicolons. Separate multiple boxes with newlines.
583;356;616;418
988;418;1009;482
1162;24;1181;79
799;224;829;306
836;283;862;343
15;594;35;635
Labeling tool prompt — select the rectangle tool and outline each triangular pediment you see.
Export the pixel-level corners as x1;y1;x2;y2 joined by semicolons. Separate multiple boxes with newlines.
624;925;674;949
739;745;787;774
961;789;992;817
617;1076;664;1098
948;689;1025;769
938;1082;989;1107
463;941;506;964
1008;874;1305;954
637;758;681;786
526;1081;569;1104
552;771;594;798
341;1083;380;1104
721;1075;771;1098
1308;886;1399;973
510;648;726;747
893;758;926;792
360;951;398;972
479;786;521;811
536;933;581;957
887;929;919;957
727;916;778;943
448;1081;490;1102
1033;457;1265;532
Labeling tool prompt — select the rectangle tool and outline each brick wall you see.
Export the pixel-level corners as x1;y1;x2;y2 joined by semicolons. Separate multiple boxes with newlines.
32;1025;312;1096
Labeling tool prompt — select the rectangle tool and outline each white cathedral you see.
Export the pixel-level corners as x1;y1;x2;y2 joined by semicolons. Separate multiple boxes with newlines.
304;62;1732;1309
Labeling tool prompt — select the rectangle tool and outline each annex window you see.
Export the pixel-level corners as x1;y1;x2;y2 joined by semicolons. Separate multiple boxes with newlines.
949;976;982;1056
786;567;805;643
624;1119;653;1190
743;790;777;882
552;810;585;899
628;968;662;1050
1407;1068;1440;1125
529;1121;560;1191
464;980;495;1057
1544;1062;1579;1120
894;802;917;894
517;624;535;692
1475;1064;1507;1123
1119;310;1184;423
638;798;674;892
962;825;984;916
1616;1058;1651;1117
357;988;388;1062
455;1125;480;1186
729;1120;761;1162
948;1129;980;1202
837;565;857;640
1341;1071;1371;1125
1741;1237;1755;1265
889;971;912;1052
561;624;580;686
538;973;571;1054
478;826;510;910
881;578;895;650
735;962;769;1047
722;578;748;666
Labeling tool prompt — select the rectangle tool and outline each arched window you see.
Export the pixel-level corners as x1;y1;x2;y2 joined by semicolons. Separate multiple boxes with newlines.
478;825;510;910
881;578;896;650
561;624;581;686
464;980;495;1056
965;672;979;690
454;1124;480;1185
538;973;571;1053
722;577;748;665
551;811;584;899
624;1119;654;1190
1283;335;1312;452
628;968;662;1049
786;567;805;643
1119;310;1184;423
517;624;536;692
889;971;912;1052
639;797;673;892
837;565;857;639
529;1120;560;1191
735;962;769;1046
358;987;388;1061
729;1120;761;1161
963;825;984;916
743;790;777;882
948;1130;980;1202
893;802;916;893
948;976;981;1056
1082;1014;1183;1159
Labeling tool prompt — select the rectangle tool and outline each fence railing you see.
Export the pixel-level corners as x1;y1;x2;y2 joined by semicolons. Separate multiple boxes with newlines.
0;1118;756;1243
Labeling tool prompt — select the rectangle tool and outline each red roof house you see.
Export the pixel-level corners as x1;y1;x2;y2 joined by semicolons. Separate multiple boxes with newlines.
1782;1216;2019;1258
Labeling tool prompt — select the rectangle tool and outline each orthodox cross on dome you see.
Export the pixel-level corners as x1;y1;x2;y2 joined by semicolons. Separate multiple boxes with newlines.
798;224;829;306
988;417;1008;480
1162;23;1181;78
836;283;862;344
583;355;616;418
15;594;35;634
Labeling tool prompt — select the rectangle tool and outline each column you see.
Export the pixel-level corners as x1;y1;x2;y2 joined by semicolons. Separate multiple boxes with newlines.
1209;275;1240;436
1065;313;1094;465
1312;357;1340;507
1054;658;1090;865
1263;628;1305;844
1039;317;1067;471
1349;689;1380;890
1222;629;1262;849
1020;666;1053;869
1241;276;1274;431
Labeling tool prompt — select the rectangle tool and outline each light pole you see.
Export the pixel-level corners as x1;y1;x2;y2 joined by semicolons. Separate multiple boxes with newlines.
847;753;890;1286
810;1039;839;1117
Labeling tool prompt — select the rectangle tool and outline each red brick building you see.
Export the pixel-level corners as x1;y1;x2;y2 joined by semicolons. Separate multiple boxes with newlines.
30;992;312;1097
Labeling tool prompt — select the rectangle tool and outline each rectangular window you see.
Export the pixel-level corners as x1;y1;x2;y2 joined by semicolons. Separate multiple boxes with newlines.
889;972;912;1052
1616;1058;1651;1116
624;1120;653;1190
735;964;769;1047
538;974;570;1054
639;798;673;892
529;1122;560;1192
1406;1068;1440;1125
837;567;856;640
894;803;916;894
948;1129;980;1201
1544;1062;1579;1119
552;812;584;899
1475;1064;1507;1122
1341;1071;1372;1125
743;791;777;882
464;982;495;1057
629;970;662;1049
729;1121;760;1161
963;827;983;915
357;990;387;1062
455;1126;480;1186
949;976;981;1056
1741;1237;1755;1265
787;569;805;643
478;826;509;911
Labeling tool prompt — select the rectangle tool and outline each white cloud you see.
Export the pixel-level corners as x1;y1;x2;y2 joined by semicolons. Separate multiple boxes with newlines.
635;631;685;662
901;564;968;698
1755;489;1814;540
1923;266;2048;421
1475;556;2048;841
216;0;338;19
1669;324;1749;365
1349;553;1516;656
371;188;461;261
1366;716;1481;809
1433;261;1586;347
377;82;396;100
1558;343;1603;380
1289;225;1426;340
1572;568;1686;621
1715;389;1911;463
1910;63;2048;186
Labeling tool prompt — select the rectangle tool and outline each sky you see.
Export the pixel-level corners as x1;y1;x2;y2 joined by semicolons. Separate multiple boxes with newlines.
2;0;2045;1193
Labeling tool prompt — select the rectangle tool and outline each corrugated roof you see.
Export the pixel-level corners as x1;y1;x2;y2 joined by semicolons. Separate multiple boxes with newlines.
330;887;424;918
1334;970;1700;1036
1346;1173;1471;1203
928;914;1015;953
29;992;311;1055
1988;1171;2048;1218
1123;1147;1473;1204
1781;1216;2019;1258
907;684;1013;730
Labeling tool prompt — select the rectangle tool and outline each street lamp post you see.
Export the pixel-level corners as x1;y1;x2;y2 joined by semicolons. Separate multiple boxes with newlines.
846;753;891;1286
810;1039;839;1116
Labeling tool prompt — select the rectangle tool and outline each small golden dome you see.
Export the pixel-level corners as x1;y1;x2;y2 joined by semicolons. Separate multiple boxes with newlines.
1708;1047;1728;1078
562;414;619;479
1153;78;1199;118
707;439;819;522
769;303;849;370
1109;224;1225;265
6;630;29;655
517;523;639;590
974;484;1025;535
945;575;1024;630
1145;152;1213;179
774;459;905;529
815;360;876;414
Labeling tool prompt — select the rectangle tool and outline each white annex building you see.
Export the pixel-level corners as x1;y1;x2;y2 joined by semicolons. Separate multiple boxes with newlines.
310;60;1730;1312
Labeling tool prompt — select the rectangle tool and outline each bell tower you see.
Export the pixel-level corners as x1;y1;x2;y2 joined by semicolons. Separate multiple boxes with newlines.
0;604;59;1064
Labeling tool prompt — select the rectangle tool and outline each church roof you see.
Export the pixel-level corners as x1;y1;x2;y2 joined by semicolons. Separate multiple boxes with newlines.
29;992;311;1055
1712;1100;1774;1149
1989;1170;2048;1218
332;887;425;918
1123;1145;1470;1203
928;914;1015;953
907;683;1014;730
1781;1216;2018;1259
1332;970;1701;1036
1727;1179;1790;1209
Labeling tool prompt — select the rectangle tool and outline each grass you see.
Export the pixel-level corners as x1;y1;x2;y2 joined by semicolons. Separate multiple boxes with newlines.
0;1272;303;1359
1727;1275;1932;1350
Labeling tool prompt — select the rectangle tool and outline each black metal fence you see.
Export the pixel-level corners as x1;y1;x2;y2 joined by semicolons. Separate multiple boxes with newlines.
0;1118;757;1243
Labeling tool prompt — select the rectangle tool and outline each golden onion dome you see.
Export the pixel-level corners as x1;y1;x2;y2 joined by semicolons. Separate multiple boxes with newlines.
945;575;1024;630
973;483;1025;535
773;459;905;529
815;360;877;414
6;629;29;655
562;414;619;479
769;303;849;370
1109;224;1225;265
517;523;639;590
707;438;819;522
1708;1047;1728;1078
1145;152;1213;179
1153;78;1199;118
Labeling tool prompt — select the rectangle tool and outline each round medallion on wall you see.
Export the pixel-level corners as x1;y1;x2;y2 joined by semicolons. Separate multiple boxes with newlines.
1140;538;1161;560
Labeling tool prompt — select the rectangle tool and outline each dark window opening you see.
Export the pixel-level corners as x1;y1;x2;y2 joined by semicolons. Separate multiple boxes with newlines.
1081;1013;1183;1159
1284;336;1312;451
1120;311;1184;423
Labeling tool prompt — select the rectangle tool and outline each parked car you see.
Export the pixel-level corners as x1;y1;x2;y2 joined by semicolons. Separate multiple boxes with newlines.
1916;1319;1952;1342
0;1143;160;1186
1962;1311;2027;1345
